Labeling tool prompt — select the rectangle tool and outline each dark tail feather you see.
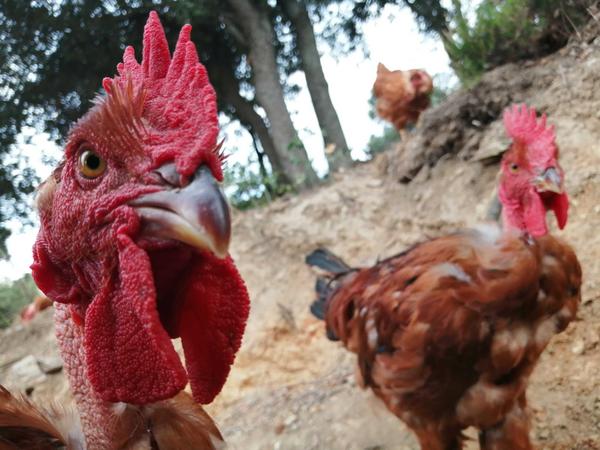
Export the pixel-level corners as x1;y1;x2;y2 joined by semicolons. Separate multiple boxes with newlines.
307;248;351;342
310;280;328;320
315;277;329;301
305;248;351;275
310;277;330;321
310;291;339;341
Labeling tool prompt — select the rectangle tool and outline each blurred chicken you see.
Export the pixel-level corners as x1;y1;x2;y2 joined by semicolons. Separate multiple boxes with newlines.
0;12;249;449
20;295;52;324
373;63;433;138
308;105;581;450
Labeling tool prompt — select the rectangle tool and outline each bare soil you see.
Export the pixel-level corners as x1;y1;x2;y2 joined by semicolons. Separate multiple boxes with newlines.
2;18;600;450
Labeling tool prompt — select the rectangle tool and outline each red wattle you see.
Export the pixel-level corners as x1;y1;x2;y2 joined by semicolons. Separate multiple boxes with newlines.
84;233;187;404
179;253;250;404
551;192;569;230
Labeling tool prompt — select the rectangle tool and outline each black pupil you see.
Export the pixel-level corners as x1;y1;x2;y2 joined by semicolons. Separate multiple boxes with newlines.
86;153;101;170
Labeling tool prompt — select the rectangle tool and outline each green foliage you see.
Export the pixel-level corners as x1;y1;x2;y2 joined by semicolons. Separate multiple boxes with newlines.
366;126;400;158
224;160;291;210
446;0;593;84
430;72;456;106
0;274;38;328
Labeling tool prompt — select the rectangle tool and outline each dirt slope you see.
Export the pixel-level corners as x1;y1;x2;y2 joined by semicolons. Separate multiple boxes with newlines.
2;18;600;450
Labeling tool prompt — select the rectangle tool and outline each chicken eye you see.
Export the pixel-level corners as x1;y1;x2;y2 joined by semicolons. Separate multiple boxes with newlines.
79;149;106;179
510;163;519;173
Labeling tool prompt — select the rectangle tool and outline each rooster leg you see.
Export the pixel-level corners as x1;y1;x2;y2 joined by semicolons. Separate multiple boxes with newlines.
413;423;463;450
478;394;532;450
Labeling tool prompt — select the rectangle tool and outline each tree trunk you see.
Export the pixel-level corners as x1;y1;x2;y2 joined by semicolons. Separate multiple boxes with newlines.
225;0;319;189
208;63;293;186
279;0;353;172
231;97;291;186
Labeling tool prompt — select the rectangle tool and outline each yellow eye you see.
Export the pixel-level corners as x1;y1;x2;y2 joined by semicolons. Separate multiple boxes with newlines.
510;163;519;173
79;149;106;179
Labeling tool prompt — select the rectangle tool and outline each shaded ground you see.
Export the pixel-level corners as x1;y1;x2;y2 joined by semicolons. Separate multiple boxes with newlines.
2;17;600;450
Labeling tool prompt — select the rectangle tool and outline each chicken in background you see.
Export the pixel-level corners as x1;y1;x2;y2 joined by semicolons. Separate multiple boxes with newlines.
19;295;52;324
373;63;433;138
307;105;581;450
0;12;249;449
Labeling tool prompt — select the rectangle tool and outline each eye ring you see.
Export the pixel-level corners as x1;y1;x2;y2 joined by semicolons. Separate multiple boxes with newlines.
510;163;519;173
78;148;107;179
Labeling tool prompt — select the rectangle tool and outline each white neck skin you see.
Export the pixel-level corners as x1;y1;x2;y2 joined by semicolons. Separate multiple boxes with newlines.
54;303;145;449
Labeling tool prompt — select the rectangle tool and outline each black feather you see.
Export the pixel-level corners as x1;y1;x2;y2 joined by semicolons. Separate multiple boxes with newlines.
315;278;329;298
326;327;340;341
310;298;327;320
305;248;351;274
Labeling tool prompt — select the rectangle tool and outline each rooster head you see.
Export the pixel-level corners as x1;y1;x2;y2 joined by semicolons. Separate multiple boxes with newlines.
499;104;569;237
375;64;433;97
408;69;433;96
31;12;249;406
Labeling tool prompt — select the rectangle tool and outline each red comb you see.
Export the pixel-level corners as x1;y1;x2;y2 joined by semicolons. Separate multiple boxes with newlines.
101;12;221;179
503;104;557;165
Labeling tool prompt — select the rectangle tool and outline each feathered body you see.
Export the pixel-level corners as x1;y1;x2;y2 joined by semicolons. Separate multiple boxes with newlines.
309;229;580;449
373;63;433;132
308;105;581;449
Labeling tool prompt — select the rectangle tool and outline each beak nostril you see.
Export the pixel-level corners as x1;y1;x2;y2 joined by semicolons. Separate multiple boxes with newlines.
154;162;182;188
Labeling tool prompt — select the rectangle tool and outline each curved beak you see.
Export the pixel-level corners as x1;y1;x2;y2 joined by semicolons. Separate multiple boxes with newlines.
533;167;563;194
130;166;231;258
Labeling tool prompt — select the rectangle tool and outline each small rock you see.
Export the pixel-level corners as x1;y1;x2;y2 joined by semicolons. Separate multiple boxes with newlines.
366;179;383;188
37;355;63;374
5;355;47;391
284;414;297;427
538;428;550;440
571;339;585;355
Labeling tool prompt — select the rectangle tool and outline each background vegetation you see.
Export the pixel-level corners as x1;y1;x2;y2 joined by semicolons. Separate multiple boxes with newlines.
0;274;38;328
446;0;595;84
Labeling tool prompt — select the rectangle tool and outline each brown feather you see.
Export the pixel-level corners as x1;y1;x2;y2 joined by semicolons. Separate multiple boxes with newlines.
318;225;582;449
0;385;83;450
118;392;224;450
0;387;223;450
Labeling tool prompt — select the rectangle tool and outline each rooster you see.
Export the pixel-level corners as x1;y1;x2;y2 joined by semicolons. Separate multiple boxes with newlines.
307;105;581;450
372;63;433;137
0;12;249;449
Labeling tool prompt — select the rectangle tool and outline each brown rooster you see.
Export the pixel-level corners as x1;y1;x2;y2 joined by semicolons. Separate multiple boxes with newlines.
372;63;433;136
307;105;581;450
0;12;249;449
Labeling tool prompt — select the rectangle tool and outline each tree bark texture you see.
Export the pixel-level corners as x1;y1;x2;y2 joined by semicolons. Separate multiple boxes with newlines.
280;0;353;172
208;63;293;186
226;0;319;189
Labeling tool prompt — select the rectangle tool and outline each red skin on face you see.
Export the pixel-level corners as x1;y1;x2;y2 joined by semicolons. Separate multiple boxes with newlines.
499;105;569;236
